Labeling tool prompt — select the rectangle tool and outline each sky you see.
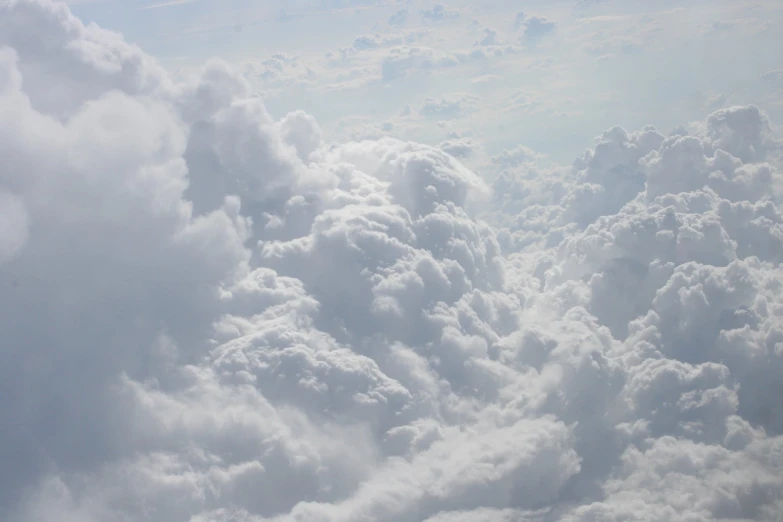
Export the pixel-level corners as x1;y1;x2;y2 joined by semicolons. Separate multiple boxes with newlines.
66;0;783;165
2;0;783;521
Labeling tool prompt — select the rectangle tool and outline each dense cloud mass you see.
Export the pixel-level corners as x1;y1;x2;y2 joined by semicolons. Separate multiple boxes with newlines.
2;1;783;521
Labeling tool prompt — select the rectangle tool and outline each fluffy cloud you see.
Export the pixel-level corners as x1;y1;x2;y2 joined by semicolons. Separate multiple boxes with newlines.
419;93;480;119
421;4;460;23
389;9;408;27
439;137;477;159
474;27;499;47
335;29;431;58
240;53;316;92
515;13;557;42
2;1;783;522
378;43;518;82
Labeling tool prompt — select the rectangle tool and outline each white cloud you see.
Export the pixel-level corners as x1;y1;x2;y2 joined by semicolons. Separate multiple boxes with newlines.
139;0;200;10
515;13;557;42
388;9;407;27
421;4;460;23
439;137;477;159
376;43;518;83
474;27;499;47
2;1;783;522
762;69;783;84
419;93;480;119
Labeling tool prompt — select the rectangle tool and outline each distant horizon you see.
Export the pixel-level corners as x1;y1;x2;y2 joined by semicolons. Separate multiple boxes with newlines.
67;0;783;167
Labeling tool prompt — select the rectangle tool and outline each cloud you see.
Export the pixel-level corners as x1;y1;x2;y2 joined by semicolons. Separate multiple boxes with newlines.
491;145;546;171
239;53;317;92
474;27;499;47
389;8;408;27
2;1;783;522
378;44;518;82
761;69;783;83
139;0;199;10
515;13;557;42
272;25;516;92
339;28;431;55
421;4;460;23
419;93;480;119
439;137;477;159
582;34;644;57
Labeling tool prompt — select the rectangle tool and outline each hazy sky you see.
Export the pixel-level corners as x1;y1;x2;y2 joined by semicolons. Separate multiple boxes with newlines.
2;1;783;521
66;0;783;164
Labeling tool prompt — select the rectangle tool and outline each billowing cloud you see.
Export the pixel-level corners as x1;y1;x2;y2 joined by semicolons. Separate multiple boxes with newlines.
2;1;783;522
439;137;477;159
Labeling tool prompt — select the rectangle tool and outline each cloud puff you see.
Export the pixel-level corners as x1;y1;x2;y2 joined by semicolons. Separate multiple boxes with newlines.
315;25;516;88
419;93;480;119
761;68;783;84
335;29;431;58
240;53;316;92
421;4;460;23
389;9;408;27
474;27;499;47
491;145;546;171
439;137;477;159
515;12;557;42
2;1;783;522
379;43;518;81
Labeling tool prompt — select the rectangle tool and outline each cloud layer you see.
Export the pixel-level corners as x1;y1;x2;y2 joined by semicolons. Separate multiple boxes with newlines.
2;1;783;521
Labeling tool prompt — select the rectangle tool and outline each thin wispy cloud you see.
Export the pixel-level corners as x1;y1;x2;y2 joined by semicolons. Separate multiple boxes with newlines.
139;0;199;10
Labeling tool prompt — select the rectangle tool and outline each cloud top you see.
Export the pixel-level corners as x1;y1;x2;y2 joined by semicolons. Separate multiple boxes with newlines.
1;1;783;521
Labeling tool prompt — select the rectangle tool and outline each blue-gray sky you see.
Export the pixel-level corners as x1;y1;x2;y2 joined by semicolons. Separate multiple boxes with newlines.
65;0;783;166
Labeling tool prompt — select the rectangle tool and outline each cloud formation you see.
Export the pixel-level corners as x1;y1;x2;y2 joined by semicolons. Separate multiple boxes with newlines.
2;1;783;522
515;12;557;42
421;4;460;23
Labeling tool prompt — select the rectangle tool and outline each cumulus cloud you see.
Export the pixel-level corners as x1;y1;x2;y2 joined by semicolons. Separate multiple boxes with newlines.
439;137;477;159
474;27;499;47
240;53;316;91
317;26;517;87
379;43;518;82
2;1;783;522
419;93;480;119
515;12;557;42
389;9;408;27
491;145;546;171
333;29;432;59
421;4;460;23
